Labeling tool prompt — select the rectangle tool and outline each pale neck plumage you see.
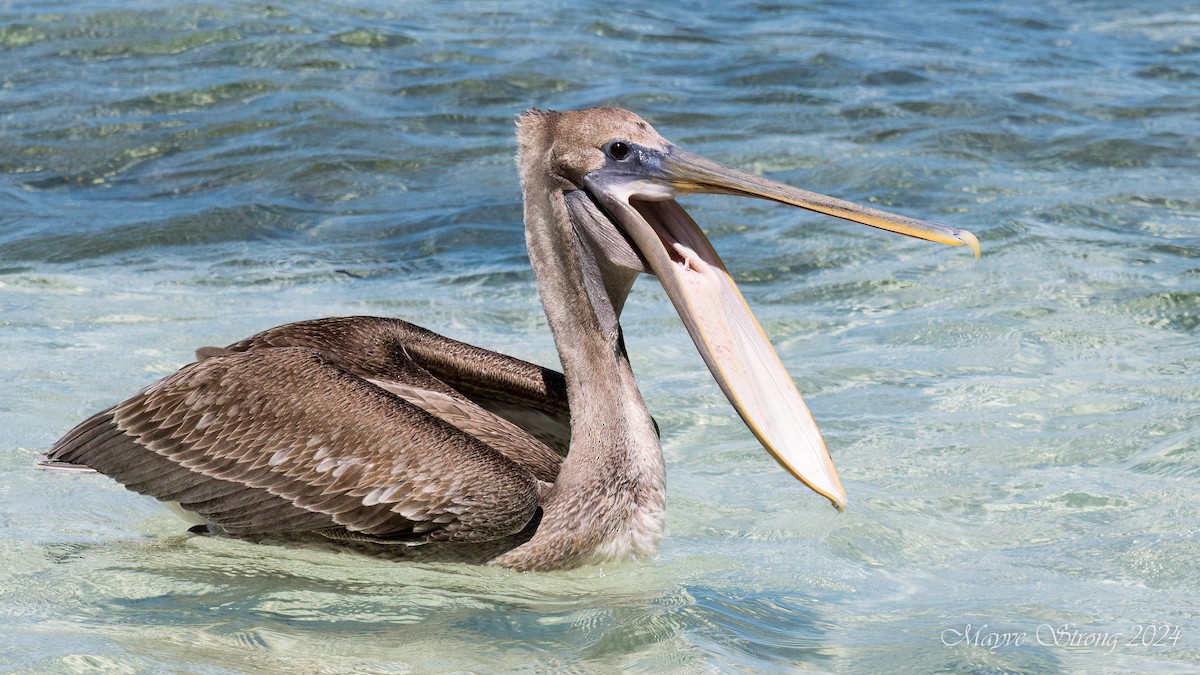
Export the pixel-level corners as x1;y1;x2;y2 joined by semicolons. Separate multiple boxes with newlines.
488;115;665;571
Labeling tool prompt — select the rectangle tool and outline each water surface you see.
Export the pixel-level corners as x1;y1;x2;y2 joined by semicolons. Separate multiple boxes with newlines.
2;1;1198;672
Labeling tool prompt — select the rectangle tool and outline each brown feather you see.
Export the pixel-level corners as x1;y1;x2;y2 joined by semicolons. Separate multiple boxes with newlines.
50;347;543;543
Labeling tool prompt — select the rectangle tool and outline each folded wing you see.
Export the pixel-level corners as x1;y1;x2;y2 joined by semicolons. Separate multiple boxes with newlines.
48;345;546;544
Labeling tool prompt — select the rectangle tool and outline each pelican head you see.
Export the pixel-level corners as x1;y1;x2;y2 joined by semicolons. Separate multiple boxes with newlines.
520;108;978;511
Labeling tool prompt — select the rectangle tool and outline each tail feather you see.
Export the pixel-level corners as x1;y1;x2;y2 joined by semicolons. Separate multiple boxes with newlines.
35;459;98;474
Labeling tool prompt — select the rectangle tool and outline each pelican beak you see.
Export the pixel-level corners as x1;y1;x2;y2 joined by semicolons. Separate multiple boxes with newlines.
585;143;980;512
660;147;980;256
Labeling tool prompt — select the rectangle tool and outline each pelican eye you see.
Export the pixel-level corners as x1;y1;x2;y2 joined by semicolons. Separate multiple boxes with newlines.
605;140;632;161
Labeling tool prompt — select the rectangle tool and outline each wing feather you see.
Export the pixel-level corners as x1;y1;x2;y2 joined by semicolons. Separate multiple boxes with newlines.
219;316;574;456
49;347;542;543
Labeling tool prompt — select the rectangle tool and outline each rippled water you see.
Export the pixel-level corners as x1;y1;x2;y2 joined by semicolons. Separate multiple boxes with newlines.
2;1;1198;672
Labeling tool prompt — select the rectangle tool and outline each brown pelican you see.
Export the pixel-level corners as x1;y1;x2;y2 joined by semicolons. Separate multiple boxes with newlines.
44;108;979;571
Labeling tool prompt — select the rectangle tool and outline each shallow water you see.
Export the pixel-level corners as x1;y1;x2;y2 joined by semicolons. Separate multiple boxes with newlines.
2;0;1198;672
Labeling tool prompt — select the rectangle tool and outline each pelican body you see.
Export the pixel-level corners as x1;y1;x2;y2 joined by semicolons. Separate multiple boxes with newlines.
45;109;978;571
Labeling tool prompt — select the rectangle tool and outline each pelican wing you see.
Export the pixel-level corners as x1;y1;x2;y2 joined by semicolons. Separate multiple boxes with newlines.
48;347;542;543
217;316;573;456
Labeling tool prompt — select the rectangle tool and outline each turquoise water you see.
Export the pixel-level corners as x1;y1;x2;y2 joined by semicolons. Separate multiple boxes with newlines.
2;1;1198;672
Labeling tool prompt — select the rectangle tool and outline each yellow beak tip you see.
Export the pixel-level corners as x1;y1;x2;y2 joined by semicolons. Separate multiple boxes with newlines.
958;229;982;259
